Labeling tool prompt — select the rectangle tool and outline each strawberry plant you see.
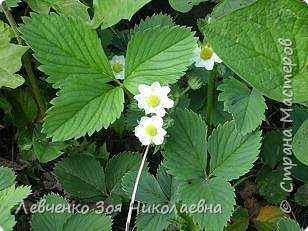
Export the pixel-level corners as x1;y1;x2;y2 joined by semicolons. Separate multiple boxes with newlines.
0;0;307;230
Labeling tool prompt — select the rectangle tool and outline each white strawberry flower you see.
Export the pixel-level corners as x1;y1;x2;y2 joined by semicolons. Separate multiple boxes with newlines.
135;116;167;145
192;45;222;70
110;55;125;80
134;82;174;117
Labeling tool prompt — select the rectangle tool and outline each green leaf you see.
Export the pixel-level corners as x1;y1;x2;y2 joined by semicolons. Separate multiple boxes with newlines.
124;26;196;94
168;0;209;13
277;218;301;231
42;77;124;141
291;105;308;134
32;126;66;163
179;177;235;231
26;0;90;21
32;194;72;231
8;89;38;127
20;13;114;88
90;0;152;29
54;155;107;200
131;13;175;34
0;185;31;231
218;78;267;134
0;167;16;191
208;121;262;180
295;183;308;206
0;21;28;89
204;0;308;103
165;109;207;180
291;156;308;182
122;171;168;204
136;212;174;231
63;213;112;231
292;119;308;166
211;0;257;19
261;131;284;168
157;164;179;201
256;166;290;204
224;208;249;231
105;152;143;198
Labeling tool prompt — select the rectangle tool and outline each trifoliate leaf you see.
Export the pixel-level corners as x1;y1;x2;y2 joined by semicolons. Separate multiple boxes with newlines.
224;208;249;231
0;167;16;191
26;0;90;21
165;109;208;180
131;13;175;34
256;166;290;204
0;21;28;89
63;213;112;231
277;218;302;231
261;131;284;168
122;170;168;204
168;0;209;13
124;26;197;94
295;183;308;206
208;121;262;180
32;194;72;231
54;155;107;200
42;77;124;141
179;177;235;231
292;119;308;166
218;78;267;135
205;0;308;103
105;152;143;198
20;13;114;88
90;0;152;29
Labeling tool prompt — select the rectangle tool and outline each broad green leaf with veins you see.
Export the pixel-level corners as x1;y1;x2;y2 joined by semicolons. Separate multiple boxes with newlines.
42;77;124;141
205;0;308;103
277;218;302;231
208;121;262;180
168;0;209;13
90;0;152;29
218;78;267;135
0;167;16;191
124;26;197;94
179;178;235;231
164;109;207;180
20;13;114;88
0;21;28;89
26;0;89;20
53;155;107;200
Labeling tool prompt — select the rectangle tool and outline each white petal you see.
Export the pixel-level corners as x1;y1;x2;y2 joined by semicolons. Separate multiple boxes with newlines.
134;94;144;101
193;46;201;55
138;84;151;95
213;53;223;63
115;72;125;80
151;116;164;127
134;125;144;138
154;107;166;117
151;82;161;92
162;97;174;109
139;116;151;126
152;134;164;145
203;59;215;70
139;135;152;145
117;55;125;64
160;86;171;95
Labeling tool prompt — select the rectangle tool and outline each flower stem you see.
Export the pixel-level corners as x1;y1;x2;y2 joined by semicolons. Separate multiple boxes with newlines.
1;1;46;121
206;69;217;137
125;145;150;231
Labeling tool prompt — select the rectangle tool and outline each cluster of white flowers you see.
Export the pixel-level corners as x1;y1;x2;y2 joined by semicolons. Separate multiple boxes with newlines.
111;42;220;146
133;82;174;146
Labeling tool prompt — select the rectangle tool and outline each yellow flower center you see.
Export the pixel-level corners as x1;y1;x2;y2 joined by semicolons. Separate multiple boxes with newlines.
113;63;123;73
200;46;213;60
146;95;160;107
145;124;158;137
